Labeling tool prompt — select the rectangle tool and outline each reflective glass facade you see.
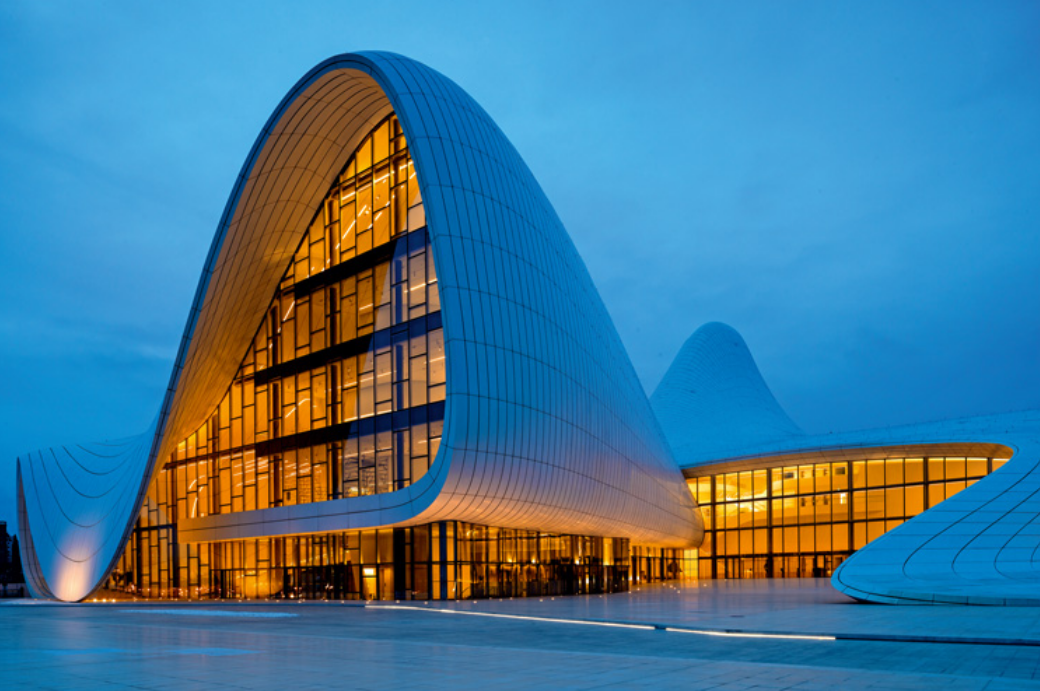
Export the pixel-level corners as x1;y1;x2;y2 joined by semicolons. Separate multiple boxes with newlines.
106;115;450;597
104;521;631;601
689;454;1009;580
97;112;674;601
159;114;444;514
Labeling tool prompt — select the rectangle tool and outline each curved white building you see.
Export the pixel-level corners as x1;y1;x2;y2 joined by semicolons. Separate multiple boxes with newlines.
651;322;805;463
655;323;1040;606
19;52;1034;608
17;52;701;603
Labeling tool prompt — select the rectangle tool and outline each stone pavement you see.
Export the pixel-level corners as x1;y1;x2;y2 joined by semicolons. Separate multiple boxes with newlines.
408;578;1040;645
2;580;1040;690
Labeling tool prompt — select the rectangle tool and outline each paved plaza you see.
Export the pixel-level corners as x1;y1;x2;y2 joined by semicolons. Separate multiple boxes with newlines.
3;580;1040;690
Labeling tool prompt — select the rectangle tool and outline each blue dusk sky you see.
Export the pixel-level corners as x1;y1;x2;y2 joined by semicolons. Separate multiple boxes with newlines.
1;1;1038;524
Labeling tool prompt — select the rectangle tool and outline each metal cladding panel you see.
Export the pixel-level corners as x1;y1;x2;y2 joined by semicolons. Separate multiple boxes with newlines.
656;322;1040;605
370;54;700;545
17;52;700;600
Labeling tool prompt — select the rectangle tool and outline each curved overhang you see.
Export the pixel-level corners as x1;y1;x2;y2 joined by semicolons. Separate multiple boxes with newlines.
682;441;1015;478
18;52;701;601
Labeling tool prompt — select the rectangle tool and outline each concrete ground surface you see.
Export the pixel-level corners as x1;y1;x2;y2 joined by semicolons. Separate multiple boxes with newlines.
3;580;1040;690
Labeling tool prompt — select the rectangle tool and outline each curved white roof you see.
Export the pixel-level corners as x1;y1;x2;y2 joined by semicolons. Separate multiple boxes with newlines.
16;52;701;601
651;322;804;465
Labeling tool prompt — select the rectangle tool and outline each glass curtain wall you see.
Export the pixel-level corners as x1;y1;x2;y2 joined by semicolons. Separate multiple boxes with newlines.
108;114;446;597
102;521;630;601
690;455;1008;580
100;113;639;602
630;546;698;584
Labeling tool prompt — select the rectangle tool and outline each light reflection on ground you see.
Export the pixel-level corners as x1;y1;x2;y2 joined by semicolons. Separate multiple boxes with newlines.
2;581;1040;690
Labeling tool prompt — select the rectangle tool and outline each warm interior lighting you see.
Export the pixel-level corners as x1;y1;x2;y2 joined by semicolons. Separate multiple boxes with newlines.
117;112;452;602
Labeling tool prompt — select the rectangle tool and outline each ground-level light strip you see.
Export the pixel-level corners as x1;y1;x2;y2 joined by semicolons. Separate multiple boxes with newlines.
366;603;836;640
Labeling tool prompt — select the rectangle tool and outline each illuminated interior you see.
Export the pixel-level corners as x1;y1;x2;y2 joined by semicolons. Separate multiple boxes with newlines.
162;114;443;516
689;452;1010;579
106;521;633;601
98;113;690;600
105;115;443;596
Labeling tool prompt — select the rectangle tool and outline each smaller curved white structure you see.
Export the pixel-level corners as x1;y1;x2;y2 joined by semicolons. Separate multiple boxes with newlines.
16;426;155;602
655;322;1040;606
651;322;804;463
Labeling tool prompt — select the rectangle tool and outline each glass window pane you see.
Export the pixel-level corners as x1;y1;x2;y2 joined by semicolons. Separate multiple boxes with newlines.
815;495;831;524
815;464;831;493
851;461;866;489
738;472;754;501
904;458;924;484
853;522;867;550
885;486;904;517
832;524;849;552
798;465;814;494
373;120;390;163
928;483;945;507
905;485;925;516
885;459;904;485
832;463;849;491
799;525;814;553
754;529;767;554
357;181;372;232
946;457;966;480
928;458;945;481
967;458;988;478
815;524;831;552
866;460;885;487
798;496;814;524
356;136;372;173
866;489;885;519
697;478;712;505
832;492;849;522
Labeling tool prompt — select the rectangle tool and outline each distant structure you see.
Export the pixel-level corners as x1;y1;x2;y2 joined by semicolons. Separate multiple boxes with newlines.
1;521;24;597
0;521;7;581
